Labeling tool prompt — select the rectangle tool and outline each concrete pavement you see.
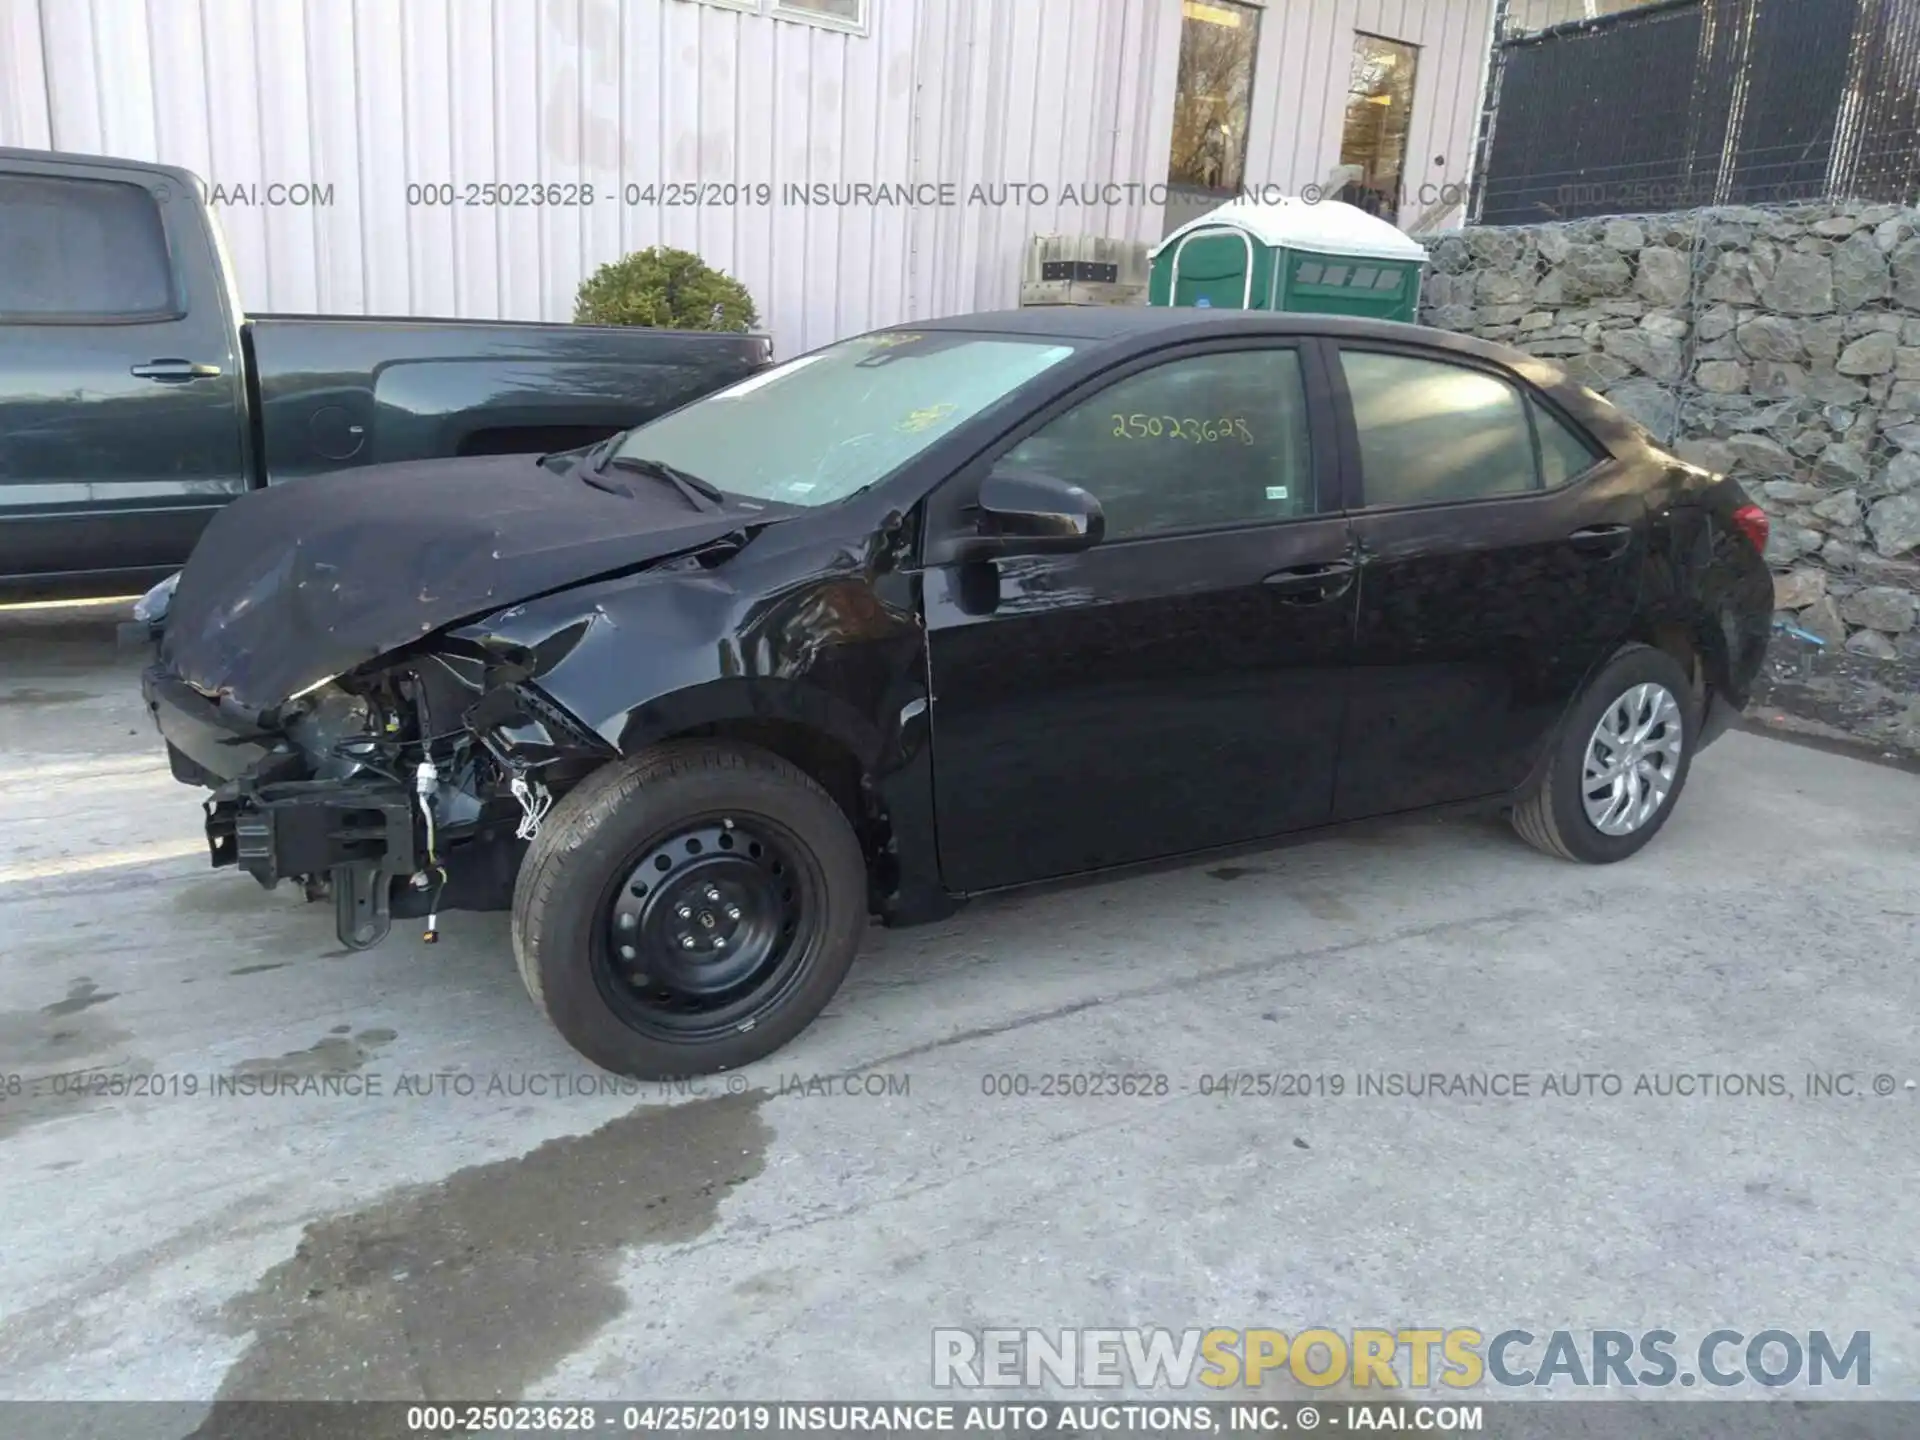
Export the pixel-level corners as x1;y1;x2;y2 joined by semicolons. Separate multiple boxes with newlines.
1;605;1915;1407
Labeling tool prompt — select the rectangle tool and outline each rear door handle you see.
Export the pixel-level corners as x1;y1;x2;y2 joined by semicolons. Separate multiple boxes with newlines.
131;359;223;382
1262;560;1356;605
1568;523;1633;558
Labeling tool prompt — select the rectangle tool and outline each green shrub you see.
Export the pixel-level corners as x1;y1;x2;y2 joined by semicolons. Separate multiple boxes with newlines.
572;246;759;331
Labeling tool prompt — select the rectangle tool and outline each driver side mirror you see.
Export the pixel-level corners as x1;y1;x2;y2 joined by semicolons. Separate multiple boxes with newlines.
956;465;1105;562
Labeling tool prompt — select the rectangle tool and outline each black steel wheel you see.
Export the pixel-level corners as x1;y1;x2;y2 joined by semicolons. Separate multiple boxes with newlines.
512;740;868;1078
596;816;824;1042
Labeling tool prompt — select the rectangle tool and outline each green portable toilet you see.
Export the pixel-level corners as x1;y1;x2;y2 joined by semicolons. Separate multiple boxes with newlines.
1148;197;1427;322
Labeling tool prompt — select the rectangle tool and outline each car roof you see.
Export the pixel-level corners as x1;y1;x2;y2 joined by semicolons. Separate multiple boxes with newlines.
900;305;1534;368
0;145;205;189
892;307;1645;458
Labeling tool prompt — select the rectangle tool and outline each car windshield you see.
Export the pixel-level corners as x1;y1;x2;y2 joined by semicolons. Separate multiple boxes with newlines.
608;330;1079;507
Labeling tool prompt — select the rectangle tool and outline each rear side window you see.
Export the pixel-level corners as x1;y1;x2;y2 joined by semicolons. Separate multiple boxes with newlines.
1534;400;1603;487
1339;350;1539;508
0;174;175;320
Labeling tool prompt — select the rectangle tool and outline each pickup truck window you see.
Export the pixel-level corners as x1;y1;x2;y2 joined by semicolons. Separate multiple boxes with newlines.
610;332;1079;507
0;175;176;322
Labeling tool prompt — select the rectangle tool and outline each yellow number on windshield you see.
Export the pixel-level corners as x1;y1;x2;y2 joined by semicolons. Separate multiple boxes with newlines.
897;402;959;433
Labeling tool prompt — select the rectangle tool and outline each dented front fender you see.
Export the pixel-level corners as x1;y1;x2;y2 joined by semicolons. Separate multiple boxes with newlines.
447;525;929;774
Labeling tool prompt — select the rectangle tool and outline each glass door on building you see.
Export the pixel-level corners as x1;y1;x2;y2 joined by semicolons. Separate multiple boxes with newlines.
1338;34;1419;220
1164;0;1263;237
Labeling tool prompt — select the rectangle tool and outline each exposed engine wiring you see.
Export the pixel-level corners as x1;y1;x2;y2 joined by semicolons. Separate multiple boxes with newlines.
414;760;450;943
510;775;553;840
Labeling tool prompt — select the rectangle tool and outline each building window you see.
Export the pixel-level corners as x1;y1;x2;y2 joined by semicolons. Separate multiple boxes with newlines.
1337;34;1418;220
1167;0;1262;197
683;0;867;35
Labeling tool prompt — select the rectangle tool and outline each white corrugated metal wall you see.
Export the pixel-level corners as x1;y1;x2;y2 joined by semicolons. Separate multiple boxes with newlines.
1240;0;1494;227
0;0;1491;352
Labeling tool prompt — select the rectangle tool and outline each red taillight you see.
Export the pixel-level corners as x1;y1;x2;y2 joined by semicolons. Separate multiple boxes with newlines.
1731;504;1769;555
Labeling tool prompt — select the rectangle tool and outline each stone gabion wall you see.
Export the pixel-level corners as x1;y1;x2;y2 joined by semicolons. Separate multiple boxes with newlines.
1418;202;1920;661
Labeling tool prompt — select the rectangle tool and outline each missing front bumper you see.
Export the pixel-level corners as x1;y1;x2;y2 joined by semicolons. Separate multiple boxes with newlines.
206;778;418;950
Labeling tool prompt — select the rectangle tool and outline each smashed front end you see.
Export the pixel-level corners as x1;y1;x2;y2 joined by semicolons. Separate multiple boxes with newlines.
132;447;778;950
141;641;616;950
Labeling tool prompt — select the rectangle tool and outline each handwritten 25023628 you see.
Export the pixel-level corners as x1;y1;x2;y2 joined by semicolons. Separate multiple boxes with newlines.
1112;414;1256;445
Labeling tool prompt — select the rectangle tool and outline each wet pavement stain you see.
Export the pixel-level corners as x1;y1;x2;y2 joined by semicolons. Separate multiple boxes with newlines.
1295;889;1358;923
0;688;97;707
229;1029;397;1080
731;1264;803;1299
41;977;119;1015
1207;864;1265;881
230;962;291;976
0;979;132;1072
0;979;140;1139
195;1089;771;1409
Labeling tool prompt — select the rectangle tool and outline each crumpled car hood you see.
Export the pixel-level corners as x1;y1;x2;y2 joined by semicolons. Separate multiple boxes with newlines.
160;453;766;711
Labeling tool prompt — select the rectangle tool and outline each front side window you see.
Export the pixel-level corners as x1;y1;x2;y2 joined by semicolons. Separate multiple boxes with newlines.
0;174;174;320
999;348;1316;540
612;331;1077;507
1340;350;1540;507
1338;34;1419;220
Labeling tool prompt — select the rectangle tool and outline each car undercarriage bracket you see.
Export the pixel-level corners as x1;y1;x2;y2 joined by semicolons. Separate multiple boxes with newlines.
335;860;395;950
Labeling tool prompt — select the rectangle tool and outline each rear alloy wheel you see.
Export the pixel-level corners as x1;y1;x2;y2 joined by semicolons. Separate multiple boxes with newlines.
1511;644;1698;864
1580;682;1685;837
512;741;868;1077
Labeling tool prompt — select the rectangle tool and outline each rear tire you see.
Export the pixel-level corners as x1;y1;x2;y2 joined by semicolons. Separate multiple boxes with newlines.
1511;643;1697;865
511;740;868;1078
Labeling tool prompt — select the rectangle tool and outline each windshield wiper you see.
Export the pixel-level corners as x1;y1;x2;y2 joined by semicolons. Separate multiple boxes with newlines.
578;468;636;498
537;430;628;473
600;454;726;513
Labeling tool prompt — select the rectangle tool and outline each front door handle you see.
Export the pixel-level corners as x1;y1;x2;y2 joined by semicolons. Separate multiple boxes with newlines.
1262;560;1356;605
1568;523;1633;558
131;359;223;382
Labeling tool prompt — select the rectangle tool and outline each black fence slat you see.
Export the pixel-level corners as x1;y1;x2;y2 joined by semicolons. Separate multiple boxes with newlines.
1479;3;1707;224
1843;0;1920;202
1726;0;1853;202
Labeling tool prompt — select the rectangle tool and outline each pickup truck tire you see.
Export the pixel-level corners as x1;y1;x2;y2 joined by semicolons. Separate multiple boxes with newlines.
511;740;868;1078
1510;643;1697;865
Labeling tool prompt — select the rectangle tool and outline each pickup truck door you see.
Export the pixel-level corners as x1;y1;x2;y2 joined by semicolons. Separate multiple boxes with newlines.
0;156;248;597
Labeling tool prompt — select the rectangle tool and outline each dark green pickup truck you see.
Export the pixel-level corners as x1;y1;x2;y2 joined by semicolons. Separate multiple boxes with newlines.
0;147;773;601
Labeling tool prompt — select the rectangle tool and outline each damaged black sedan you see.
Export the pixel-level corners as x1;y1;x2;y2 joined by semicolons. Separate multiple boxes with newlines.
140;309;1773;1077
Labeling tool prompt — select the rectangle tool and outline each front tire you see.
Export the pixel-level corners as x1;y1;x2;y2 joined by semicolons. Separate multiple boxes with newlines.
1511;643;1697;864
511;741;868;1078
